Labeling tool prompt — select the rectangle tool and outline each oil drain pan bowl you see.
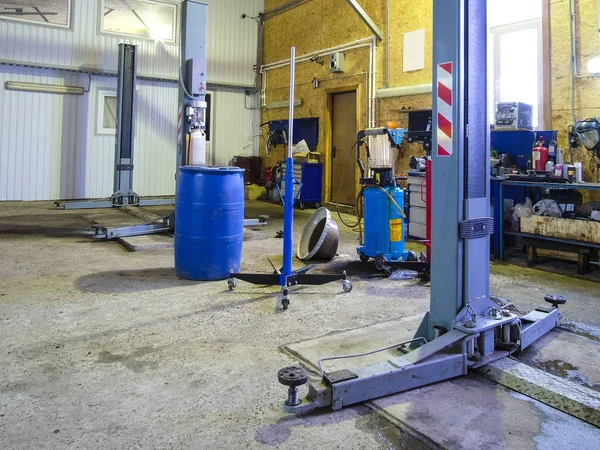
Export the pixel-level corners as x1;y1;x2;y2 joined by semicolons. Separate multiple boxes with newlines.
297;207;339;261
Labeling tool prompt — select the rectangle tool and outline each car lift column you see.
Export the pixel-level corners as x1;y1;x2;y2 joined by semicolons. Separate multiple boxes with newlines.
276;0;564;415
177;0;208;169
58;43;173;209
429;0;491;335
113;43;137;204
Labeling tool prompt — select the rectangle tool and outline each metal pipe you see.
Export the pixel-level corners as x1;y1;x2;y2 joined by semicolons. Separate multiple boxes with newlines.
264;43;372;72
345;0;383;40
502;324;511;343
265;72;368;91
261;41;375;120
569;0;599;124
569;0;595;79
0;60;251;91
281;47;296;281
264;0;313;19
262;38;373;69
368;40;373;127
376;83;433;98
371;37;377;127
384;0;390;88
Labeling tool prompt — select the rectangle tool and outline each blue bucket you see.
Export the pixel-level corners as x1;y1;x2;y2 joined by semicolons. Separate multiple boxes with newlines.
174;166;245;280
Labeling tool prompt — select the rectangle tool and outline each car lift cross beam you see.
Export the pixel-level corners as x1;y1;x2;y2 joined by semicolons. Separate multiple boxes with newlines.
277;0;564;414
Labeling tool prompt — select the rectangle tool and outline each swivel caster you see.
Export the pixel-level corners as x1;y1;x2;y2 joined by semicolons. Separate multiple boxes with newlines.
374;255;386;271
359;253;370;263
227;277;237;291
276;288;290;310
544;294;567;308
278;365;309;407
342;280;352;293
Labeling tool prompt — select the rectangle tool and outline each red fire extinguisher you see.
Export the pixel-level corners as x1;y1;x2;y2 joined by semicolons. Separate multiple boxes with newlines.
532;137;548;171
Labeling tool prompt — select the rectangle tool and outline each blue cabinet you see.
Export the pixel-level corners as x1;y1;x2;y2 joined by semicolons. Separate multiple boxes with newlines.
280;162;323;209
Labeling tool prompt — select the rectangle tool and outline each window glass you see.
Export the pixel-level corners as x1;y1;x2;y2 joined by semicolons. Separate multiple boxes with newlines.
103;95;117;130
101;0;177;43
488;0;543;128
498;27;540;125
488;0;541;27
0;0;71;27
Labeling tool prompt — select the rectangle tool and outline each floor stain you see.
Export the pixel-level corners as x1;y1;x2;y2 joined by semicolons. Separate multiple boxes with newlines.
354;413;431;450
532;359;600;393
96;346;161;373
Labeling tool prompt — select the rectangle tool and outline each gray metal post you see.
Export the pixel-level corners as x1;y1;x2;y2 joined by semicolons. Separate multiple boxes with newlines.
430;0;491;335
276;0;563;415
114;43;137;200
177;0;208;169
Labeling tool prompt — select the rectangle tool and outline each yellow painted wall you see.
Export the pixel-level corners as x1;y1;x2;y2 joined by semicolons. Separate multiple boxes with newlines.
261;0;600;202
550;0;600;186
261;0;433;202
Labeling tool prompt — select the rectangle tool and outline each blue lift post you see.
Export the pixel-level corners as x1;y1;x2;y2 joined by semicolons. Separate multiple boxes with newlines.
227;48;351;309
276;0;566;414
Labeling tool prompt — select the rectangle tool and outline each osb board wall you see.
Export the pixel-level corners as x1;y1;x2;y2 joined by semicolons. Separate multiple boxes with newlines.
387;0;433;87
262;0;433;201
550;0;600;192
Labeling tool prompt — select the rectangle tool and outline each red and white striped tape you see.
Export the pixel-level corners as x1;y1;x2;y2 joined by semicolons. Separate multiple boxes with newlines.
436;62;453;158
177;103;183;146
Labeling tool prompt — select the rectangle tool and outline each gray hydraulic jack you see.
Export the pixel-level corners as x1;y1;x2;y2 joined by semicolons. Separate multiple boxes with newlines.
277;0;565;414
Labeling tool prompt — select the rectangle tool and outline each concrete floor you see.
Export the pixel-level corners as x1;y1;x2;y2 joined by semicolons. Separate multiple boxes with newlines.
0;200;599;449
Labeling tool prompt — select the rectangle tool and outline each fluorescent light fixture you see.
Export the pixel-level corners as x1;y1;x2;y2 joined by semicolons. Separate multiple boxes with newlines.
5;81;84;95
265;99;302;109
587;56;600;74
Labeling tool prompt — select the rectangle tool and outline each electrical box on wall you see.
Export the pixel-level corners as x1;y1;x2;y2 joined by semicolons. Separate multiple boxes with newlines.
330;52;346;73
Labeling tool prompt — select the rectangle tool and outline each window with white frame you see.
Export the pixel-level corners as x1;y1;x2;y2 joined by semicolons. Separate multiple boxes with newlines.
0;0;71;27
488;0;543;128
100;0;178;43
97;89;118;135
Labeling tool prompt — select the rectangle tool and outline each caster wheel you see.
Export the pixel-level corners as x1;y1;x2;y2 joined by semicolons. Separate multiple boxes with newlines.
418;272;430;282
383;267;393;278
408;251;418;262
342;280;353;293
227;279;236;291
276;294;290;310
359;253;370;263
299;202;305;210
374;255;386;271
315;202;321;208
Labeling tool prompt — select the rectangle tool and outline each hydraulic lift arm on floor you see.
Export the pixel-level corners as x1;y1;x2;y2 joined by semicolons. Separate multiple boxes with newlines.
277;0;566;413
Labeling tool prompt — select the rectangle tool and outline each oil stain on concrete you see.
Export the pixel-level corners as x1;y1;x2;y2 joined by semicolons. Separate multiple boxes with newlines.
96;346;161;373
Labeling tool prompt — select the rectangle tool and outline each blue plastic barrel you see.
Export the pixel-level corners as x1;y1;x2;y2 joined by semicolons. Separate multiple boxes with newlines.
175;166;245;280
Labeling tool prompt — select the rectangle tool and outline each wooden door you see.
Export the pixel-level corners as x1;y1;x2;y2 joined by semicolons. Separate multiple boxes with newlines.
331;91;357;205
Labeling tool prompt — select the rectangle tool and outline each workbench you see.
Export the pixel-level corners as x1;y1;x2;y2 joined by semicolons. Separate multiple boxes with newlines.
491;178;600;260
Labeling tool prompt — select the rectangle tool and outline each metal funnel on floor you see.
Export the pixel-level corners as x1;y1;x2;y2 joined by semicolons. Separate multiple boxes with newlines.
297;207;340;261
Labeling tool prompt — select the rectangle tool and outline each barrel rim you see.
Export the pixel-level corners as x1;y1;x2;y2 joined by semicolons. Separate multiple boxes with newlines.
179;165;245;173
